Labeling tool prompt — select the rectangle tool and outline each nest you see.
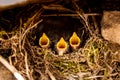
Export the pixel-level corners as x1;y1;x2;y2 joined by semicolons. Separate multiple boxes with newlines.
0;0;120;80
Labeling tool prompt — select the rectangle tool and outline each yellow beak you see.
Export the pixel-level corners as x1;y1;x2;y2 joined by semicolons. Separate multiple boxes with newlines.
69;32;81;50
39;33;50;48
56;37;68;56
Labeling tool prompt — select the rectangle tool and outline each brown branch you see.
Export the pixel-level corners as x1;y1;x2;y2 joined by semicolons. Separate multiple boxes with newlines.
41;13;101;17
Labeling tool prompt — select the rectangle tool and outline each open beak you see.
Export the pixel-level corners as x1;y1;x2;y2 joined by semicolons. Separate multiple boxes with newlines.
39;33;50;49
69;32;81;50
56;37;68;56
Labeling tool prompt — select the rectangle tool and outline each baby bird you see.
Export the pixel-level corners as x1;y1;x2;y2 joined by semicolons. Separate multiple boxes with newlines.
69;32;81;50
39;33;50;49
56;37;68;56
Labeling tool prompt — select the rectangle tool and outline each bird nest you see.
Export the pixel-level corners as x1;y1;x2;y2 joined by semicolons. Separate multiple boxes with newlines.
0;0;120;80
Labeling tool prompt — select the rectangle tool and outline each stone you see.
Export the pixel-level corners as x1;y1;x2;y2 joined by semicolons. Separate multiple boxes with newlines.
101;11;120;45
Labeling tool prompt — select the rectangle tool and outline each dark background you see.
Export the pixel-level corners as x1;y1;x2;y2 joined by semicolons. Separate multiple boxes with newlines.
0;0;120;31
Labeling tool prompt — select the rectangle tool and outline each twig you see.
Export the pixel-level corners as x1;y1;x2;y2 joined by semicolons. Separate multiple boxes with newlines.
35;69;49;80
42;5;74;12
87;75;103;79
46;68;56;80
24;50;32;80
41;13;100;17
21;19;43;41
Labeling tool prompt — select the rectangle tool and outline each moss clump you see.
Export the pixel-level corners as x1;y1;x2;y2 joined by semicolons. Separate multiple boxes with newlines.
53;59;79;73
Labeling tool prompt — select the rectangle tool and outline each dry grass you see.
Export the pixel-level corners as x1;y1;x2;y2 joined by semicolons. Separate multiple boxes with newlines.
0;0;120;80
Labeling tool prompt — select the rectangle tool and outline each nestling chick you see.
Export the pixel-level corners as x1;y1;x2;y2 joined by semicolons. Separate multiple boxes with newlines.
56;37;68;56
69;32;81;50
39;33;50;49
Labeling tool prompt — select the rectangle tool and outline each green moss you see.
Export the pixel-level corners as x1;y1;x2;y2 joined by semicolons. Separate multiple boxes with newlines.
53;59;79;73
83;38;111;69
